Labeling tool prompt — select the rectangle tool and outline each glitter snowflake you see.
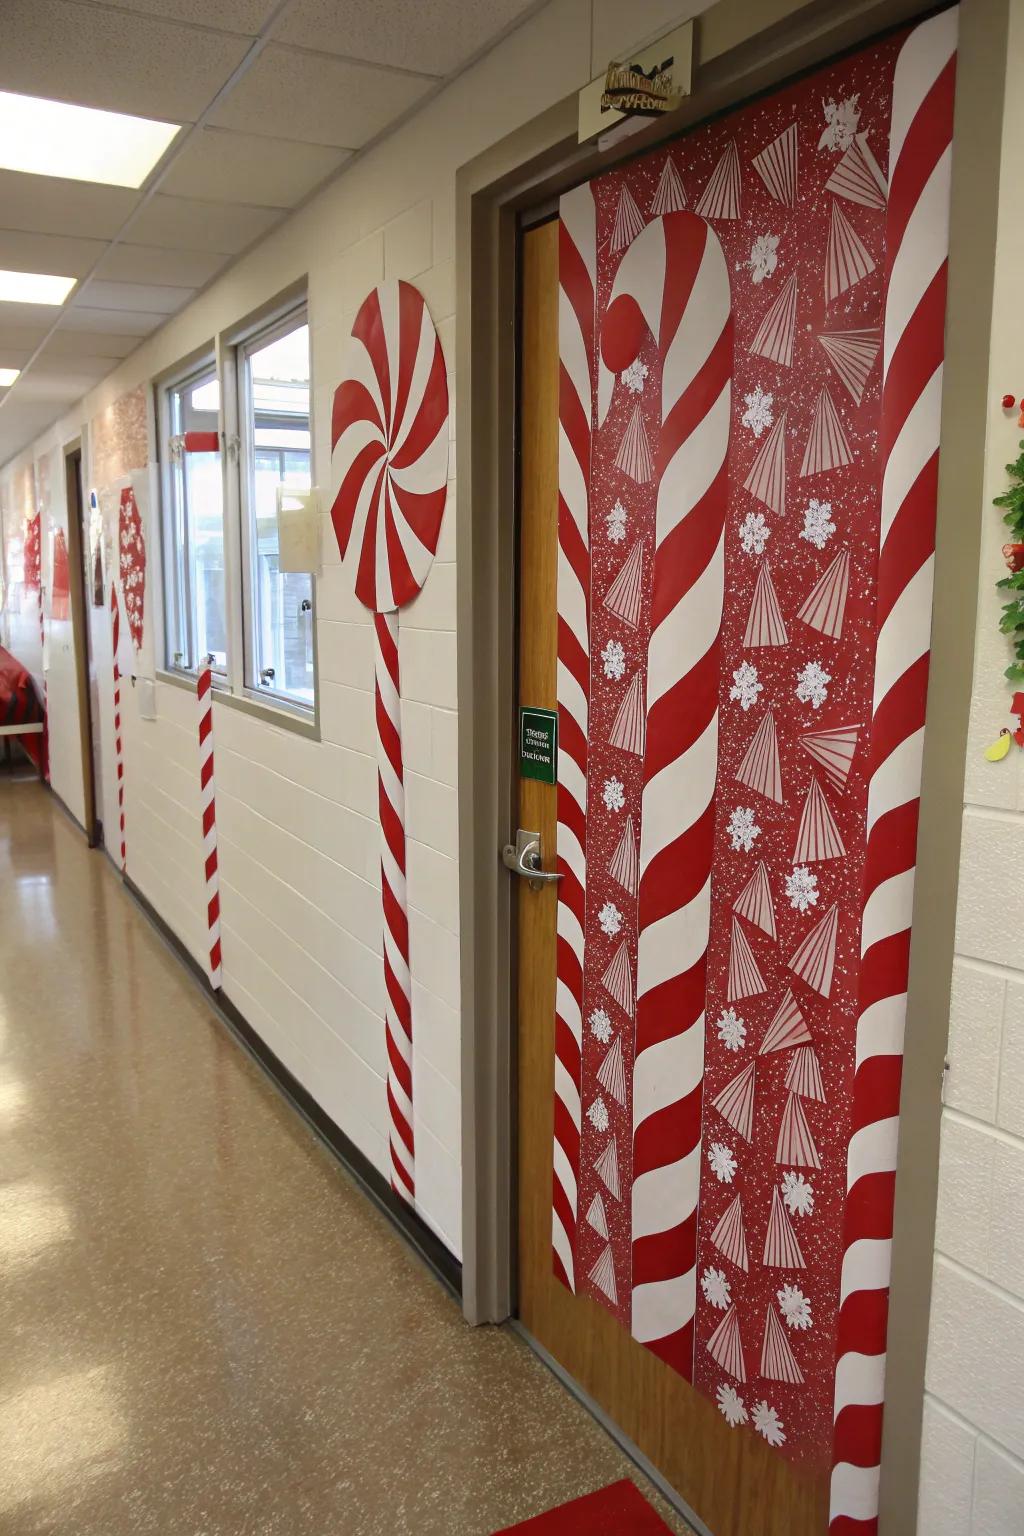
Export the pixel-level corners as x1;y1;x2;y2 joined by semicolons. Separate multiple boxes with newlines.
708;1141;737;1183
739;511;770;556
777;1283;813;1331
800;497;836;550
729;660;763;711
601;638;626;681
785;865;819;914
701;1267;732;1311
622;359;649;395
717;1383;748;1428
587;1096;610;1133
819;93;861;152
598;901;622;937
748;233;779;285
796;660;831;709
602;777;625;812
727;806;761;853
606;500;628;543
781;1171;815;1218
742;384;775;437
589;1008;613;1045
753;1400;786;1448
716;1007;747;1052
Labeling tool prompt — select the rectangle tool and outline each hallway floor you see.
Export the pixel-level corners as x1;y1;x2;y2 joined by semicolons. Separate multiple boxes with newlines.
0;777;693;1536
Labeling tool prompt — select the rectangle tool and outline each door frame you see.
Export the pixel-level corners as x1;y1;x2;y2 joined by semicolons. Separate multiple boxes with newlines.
63;438;99;846
455;0;1009;1530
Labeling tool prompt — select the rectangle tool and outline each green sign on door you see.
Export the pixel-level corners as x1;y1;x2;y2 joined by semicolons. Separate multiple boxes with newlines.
519;706;558;784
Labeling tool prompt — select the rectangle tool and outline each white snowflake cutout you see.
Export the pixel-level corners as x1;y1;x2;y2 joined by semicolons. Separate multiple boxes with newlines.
601;638;626;680
739;511;770;556
742;384;775;437
753;1399;786;1447
785;865;819;914
796;660;831;710
701;1266;732;1311
708;1141;737;1183
589;1008;613;1045
716;1007;747;1052
781;1171;815;1218
777;1283;813;1331
598;901;622;937
602;777;625;812
730;661;763;711
819;93;861;152
622;359;648;395
800;498;836;550
727;806;761;854
717;1383;748;1427
748;233;779;285
587;1096;610;1133
606;500;628;544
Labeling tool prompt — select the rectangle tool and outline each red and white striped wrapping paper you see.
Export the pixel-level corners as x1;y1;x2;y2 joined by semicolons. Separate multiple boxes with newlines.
110;584;126;872
829;12;957;1531
196;666;222;989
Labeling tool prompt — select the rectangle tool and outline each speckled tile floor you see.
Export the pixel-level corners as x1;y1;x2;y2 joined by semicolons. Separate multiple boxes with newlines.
0;778;695;1536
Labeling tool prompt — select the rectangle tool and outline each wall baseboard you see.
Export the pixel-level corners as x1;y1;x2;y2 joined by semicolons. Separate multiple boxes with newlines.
122;874;463;1301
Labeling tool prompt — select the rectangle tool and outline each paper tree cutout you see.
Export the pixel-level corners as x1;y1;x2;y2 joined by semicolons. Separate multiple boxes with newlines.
819;329;880;404
763;1185;807;1267
759;989;812;1054
743;411;787;515
761;1305;805;1383
594;1137;622;1199
793;777;846;863
752;122;798;205
743;562;789;648
788;903;839;998
609;672;646;756
589;1242;619;1304
735;710;783;803
707;1303;747;1381
710;1193;749;1271
800;389;854;477
785;1045;826;1102
712;1060;757;1141
596;1034;627;1104
825;200;876;302
797;548;851;637
611;184;646;252
651;157;687;215
750;272;798;367
825;133;887;209
586;1191;609;1238
615;403;654;483
601;938;635;1015
799;725;859;793
734;862;777;941
695;140;742;219
608;815;639;895
603;540;644;628
775;1092;822;1169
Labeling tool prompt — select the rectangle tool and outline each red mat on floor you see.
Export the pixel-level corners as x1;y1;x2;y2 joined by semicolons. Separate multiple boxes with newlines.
494;1479;675;1533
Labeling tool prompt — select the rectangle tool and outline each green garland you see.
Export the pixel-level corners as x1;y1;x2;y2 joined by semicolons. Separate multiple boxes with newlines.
995;439;1024;682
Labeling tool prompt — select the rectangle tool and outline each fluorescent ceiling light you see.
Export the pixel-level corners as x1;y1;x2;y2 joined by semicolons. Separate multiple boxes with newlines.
0;270;76;306
0;369;20;387
0;91;180;189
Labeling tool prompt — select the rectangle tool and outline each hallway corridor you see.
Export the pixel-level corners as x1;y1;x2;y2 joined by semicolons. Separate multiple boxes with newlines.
0;778;689;1536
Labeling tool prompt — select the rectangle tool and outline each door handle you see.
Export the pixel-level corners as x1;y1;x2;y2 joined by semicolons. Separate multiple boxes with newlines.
502;829;562;891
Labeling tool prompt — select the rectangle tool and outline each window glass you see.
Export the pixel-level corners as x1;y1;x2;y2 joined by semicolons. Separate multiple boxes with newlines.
242;320;313;706
163;366;226;672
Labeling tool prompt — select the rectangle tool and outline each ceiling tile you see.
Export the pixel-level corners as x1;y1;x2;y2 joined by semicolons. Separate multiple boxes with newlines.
0;302;72;331
15;365;113;403
0;347;34;371
160;127;350;208
30;351;121;380
93;242;229;288
0;229;107;280
0;400;68;464
209;45;433;148
78;278;195;315
99;0;277;33
0;0;249;122
59;306;165;337
0;325;47;352
127;194;285;254
48;326;142;360
274;0;540;77
0;172;139;242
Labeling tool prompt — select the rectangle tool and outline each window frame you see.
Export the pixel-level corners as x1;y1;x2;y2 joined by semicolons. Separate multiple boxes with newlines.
232;302;317;718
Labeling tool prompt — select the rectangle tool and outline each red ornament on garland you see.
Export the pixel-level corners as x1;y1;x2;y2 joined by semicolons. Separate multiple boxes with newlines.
1002;393;1016;410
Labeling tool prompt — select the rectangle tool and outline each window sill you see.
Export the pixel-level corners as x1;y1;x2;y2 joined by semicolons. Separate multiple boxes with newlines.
154;669;320;741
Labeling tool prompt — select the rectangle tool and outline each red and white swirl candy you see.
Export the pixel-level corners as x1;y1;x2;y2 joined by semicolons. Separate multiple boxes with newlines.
330;280;450;1205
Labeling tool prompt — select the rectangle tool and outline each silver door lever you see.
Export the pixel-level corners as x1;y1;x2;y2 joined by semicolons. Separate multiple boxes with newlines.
501;829;562;892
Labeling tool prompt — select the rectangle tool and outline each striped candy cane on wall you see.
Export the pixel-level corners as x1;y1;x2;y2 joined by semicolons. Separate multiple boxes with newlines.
196;666;223;989
602;213;732;1372
110;584;126;872
551;184;597;1289
829;11;957;1532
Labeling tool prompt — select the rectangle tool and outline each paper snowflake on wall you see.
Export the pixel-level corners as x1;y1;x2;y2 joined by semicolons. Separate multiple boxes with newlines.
800;498;836;550
796;660;831;709
717;1383;748;1427
598;901;622;937
589;1008;613;1045
730;661;763;711
727;805;761;853
739;511;770;556
777;1283;813;1331
781;1171;815;1218
753;1400;786;1447
716;1007;747;1052
708;1141;738;1183
819;93;861;151
748;233;779;284
601;638;626;680
621;359;649;395
587;1096;610;1132
786;865;819;913
701;1266;732;1311
742;385;775;437
603;777;625;812
606;500;628;543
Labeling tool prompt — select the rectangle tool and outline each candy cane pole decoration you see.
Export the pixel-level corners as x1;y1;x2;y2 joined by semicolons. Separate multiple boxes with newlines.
829;13;957;1532
109;584;126;871
330;280;449;1204
38;573;48;781
196;665;223;989
551;185;596;1289
603;212;732;1373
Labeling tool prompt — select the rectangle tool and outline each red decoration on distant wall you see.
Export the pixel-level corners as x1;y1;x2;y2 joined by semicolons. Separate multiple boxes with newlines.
51;529;70;621
22;512;41;592
118;485;146;651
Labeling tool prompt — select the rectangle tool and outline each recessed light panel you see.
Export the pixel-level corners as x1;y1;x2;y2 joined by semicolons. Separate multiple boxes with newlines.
0;91;180;189
0;368;20;386
0;271;76;306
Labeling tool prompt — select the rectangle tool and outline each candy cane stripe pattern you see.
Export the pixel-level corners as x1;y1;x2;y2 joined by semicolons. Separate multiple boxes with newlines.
374;609;415;1200
829;13;957;1533
552;184;596;1289
197;666;222;989
603;212;732;1372
110;585;126;872
330;280;450;1207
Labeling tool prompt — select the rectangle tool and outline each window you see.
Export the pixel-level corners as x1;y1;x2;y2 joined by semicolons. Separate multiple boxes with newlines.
159;363;226;674
238;313;314;709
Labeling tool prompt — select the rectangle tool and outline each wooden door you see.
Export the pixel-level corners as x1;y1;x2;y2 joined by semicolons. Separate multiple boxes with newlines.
515;219;826;1536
